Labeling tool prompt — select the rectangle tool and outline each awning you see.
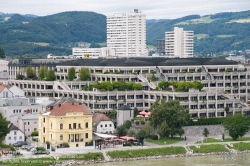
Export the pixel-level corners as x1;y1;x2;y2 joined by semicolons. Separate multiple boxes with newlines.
94;133;117;139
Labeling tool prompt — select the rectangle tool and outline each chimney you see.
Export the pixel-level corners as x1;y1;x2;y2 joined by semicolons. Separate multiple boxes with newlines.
50;106;53;110
58;104;61;107
72;102;74;105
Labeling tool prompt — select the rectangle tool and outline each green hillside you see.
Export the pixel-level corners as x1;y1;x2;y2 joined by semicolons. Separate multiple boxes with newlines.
146;10;250;54
0;11;106;57
0;10;250;57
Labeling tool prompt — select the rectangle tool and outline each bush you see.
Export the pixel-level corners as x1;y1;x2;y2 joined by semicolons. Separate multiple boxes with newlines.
123;142;132;147
150;134;158;140
36;147;46;151
86;140;93;146
31;131;39;136
135;121;140;125
140;121;145;125
0;143;15;151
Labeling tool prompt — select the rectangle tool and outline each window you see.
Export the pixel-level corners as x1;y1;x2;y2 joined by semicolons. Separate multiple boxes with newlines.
85;133;88;139
34;128;37;131
43;118;45;123
60;123;63;129
13;110;15;113
109;124;112;127
19;136;22;140
8;137;11;140
19;110;21;113
14;136;16;140
43;127;45;133
14;131;16;135
100;125;103;128
24;122;26;125
51;134;52;139
28;122;30;125
105;124;107;127
34;122;37;125
51;123;52;129
85;122;88;128
60;134;63;140
28;129;30;131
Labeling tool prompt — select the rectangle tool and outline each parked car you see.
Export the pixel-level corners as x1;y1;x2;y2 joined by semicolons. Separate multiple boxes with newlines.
21;145;29;149
13;141;27;147
27;146;34;151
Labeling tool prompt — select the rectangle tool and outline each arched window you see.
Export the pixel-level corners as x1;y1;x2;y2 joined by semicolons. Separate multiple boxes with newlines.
85;122;88;128
60;123;63;129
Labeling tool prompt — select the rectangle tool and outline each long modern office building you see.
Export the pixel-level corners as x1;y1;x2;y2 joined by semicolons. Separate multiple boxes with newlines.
107;9;147;57
165;27;194;58
5;57;250;118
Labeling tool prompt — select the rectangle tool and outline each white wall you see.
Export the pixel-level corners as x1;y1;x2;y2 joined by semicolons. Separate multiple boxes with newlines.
0;87;13;98
96;121;115;133
18;118;38;137
4;130;24;145
9;85;25;97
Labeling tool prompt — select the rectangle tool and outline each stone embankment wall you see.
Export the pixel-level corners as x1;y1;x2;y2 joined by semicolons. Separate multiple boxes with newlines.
183;125;250;136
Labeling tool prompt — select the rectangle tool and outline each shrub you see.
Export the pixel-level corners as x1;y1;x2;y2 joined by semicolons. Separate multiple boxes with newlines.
123;142;132;147
135;121;140;125
36;147;46;151
140;121;145;125
150;134;158;140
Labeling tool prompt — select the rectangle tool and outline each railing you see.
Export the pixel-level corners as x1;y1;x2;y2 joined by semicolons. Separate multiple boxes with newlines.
68;139;84;142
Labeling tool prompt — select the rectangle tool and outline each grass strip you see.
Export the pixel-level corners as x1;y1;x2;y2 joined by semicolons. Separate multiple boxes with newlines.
107;146;186;158
0;157;55;166
58;152;104;161
189;144;228;153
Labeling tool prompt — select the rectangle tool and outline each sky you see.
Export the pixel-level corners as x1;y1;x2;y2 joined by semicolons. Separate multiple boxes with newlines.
1;0;250;19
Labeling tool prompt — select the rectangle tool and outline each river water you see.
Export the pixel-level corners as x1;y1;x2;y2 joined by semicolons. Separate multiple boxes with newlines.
87;154;250;166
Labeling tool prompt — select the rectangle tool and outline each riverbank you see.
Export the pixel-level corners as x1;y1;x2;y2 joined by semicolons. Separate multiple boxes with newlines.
2;141;250;166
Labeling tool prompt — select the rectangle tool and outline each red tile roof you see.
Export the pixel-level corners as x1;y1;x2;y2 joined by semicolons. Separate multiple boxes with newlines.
47;102;92;116
93;113;111;127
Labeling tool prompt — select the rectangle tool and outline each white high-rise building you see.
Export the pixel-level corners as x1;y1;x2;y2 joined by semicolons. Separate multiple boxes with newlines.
107;9;147;57
165;27;193;58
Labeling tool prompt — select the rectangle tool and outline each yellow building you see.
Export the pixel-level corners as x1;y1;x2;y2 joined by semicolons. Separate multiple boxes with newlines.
38;102;93;148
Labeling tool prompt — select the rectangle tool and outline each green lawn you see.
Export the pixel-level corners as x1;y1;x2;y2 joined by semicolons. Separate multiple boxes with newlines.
230;142;250;151
216;34;235;38
229;17;250;23
194;33;208;39
189;144;228;153
107;146;186;158
175;16;216;25
145;137;184;145
146;45;155;49
196;137;250;143
0;157;56;166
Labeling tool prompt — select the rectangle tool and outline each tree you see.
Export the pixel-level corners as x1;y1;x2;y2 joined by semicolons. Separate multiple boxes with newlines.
0;113;10;140
127;130;136;137
106;110;117;120
225;107;230;116
123;120;132;129
68;67;75;81
134;107;139;117
203;128;209;139
223;114;250;140
0;47;6;58
31;131;39;136
79;68;90;81
39;66;48;80
26;66;37;79
136;129;147;145
116;125;127;137
149;100;190;137
46;69;56;81
142;123;154;138
16;72;25;80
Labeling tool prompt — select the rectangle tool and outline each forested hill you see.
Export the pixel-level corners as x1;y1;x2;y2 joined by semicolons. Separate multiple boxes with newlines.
0;11;106;57
147;10;250;54
0;10;250;57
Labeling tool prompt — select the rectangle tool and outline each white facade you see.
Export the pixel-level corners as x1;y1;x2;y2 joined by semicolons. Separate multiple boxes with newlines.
4;126;25;145
0;60;8;72
165;27;194;58
8;85;25;97
72;47;115;58
107;9;147;57
95;121;115;134
0;86;13;98
18;114;38;137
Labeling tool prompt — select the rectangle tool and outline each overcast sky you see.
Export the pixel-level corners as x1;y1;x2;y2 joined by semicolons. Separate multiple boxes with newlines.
1;0;250;19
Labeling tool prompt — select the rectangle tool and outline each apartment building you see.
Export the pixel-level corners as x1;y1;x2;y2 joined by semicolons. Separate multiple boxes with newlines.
6;57;250;118
165;27;194;58
38;102;93;147
72;47;115;58
107;9;147;57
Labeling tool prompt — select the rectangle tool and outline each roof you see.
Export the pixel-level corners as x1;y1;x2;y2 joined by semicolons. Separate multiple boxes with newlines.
93;113;111;127
94;132;117;138
18;114;38;120
46;102;92;116
9;123;19;131
47;97;78;107
118;105;131;110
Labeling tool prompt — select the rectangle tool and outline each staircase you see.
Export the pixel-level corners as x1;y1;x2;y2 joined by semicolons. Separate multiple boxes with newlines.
53;81;71;91
137;74;156;89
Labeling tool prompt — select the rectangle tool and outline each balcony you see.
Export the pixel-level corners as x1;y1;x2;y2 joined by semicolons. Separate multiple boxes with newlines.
68;138;84;142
